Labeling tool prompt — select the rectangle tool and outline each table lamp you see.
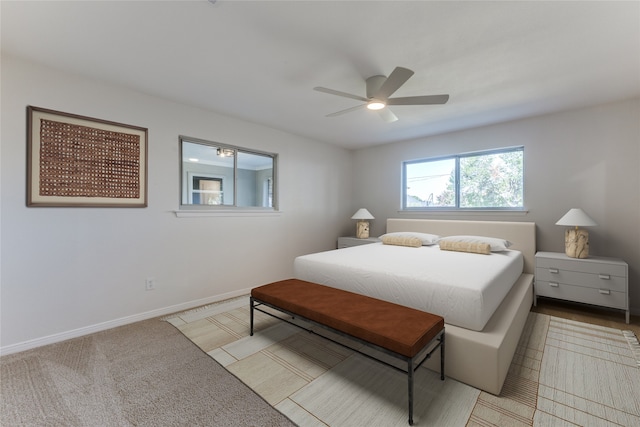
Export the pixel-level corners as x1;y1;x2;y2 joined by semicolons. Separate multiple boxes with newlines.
555;208;597;258
351;208;374;239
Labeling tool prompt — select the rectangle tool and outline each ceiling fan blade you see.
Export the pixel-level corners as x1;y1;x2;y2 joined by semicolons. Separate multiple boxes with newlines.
387;94;450;105
374;67;414;99
325;104;366;117
378;108;398;123
314;87;368;102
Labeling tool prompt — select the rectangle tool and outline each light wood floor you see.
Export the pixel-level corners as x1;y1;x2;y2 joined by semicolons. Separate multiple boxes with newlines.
532;297;639;337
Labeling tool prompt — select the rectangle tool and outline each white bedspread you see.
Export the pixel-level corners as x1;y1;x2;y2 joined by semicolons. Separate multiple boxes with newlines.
293;243;524;331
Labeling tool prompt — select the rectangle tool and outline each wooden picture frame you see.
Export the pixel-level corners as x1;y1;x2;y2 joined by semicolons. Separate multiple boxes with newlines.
27;106;148;207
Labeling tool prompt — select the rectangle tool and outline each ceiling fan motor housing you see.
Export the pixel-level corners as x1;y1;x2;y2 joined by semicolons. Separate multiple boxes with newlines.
366;75;387;99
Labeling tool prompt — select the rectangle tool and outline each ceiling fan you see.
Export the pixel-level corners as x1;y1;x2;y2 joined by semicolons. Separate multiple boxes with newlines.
313;66;449;123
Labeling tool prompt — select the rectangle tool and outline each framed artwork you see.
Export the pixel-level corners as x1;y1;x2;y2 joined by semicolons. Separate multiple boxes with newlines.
27;106;148;207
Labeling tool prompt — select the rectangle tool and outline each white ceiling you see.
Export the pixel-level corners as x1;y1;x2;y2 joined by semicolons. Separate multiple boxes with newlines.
2;1;639;150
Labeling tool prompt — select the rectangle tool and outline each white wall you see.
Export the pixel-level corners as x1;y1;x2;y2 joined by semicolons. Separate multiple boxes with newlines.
353;98;640;316
0;54;354;353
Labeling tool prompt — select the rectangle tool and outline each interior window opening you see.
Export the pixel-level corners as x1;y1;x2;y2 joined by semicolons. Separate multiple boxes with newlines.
180;137;277;210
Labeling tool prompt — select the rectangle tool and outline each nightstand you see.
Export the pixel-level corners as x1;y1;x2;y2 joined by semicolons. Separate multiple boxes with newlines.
337;236;380;249
535;251;629;323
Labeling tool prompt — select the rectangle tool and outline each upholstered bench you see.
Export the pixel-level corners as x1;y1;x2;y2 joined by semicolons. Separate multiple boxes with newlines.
250;278;445;425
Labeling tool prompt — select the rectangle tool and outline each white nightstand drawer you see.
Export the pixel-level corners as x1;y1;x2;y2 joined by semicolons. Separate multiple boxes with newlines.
535;280;627;310
535;267;627;292
535;256;626;277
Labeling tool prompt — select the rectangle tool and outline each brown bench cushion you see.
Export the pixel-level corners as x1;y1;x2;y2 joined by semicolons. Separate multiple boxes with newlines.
251;279;444;358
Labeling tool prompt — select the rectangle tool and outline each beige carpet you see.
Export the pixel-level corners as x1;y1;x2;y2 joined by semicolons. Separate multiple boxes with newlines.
165;296;640;427
0;313;296;426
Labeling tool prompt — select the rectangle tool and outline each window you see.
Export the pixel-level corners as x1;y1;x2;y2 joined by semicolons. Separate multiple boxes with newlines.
189;175;223;205
402;147;523;210
180;136;277;210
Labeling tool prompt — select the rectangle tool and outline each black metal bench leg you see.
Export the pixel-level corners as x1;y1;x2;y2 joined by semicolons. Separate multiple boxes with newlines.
408;357;414;425
250;297;255;336
440;332;445;381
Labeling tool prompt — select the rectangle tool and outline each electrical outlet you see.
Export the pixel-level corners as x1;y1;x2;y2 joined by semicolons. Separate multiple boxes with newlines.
145;278;155;291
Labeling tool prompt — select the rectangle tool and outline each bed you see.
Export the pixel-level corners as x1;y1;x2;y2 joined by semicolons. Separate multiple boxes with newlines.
294;218;536;395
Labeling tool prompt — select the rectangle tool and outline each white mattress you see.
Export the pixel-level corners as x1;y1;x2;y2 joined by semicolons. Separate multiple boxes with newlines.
293;243;524;331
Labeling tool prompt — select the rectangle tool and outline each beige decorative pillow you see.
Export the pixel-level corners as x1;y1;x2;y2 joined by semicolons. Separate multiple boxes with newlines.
439;240;491;255
381;235;423;248
439;235;511;251
378;232;440;246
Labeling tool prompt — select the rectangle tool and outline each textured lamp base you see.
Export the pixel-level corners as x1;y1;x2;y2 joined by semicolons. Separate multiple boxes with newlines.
356;220;370;239
565;228;589;258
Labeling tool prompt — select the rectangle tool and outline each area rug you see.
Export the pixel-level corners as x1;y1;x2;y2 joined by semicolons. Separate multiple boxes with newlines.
164;297;640;427
0;313;296;426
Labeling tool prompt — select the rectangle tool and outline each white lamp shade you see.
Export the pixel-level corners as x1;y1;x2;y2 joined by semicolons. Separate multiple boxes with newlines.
555;208;597;227
351;208;374;220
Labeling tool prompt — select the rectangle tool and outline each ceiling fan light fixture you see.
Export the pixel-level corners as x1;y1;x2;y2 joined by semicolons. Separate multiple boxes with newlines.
367;99;386;110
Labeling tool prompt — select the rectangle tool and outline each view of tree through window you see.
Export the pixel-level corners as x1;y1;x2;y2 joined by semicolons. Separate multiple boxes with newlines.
403;147;523;210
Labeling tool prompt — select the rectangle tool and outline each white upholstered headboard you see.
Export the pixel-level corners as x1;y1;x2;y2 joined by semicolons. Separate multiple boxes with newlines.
386;219;536;274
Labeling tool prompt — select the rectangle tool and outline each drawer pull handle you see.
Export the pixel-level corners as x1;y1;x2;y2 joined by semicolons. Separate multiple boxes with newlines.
549;268;559;274
549;282;559;288
599;274;611;280
599;289;611;295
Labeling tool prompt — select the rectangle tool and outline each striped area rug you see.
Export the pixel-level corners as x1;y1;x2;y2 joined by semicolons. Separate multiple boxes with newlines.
164;298;640;426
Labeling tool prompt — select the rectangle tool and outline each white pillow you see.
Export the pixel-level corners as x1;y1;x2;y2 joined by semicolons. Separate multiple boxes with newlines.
438;235;512;252
378;232;440;246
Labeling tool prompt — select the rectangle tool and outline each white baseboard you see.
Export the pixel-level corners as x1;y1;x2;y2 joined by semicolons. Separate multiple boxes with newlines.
0;288;251;356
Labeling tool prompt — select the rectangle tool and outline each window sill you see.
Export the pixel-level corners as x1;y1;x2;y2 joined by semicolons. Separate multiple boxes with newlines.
174;210;282;218
398;209;529;216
